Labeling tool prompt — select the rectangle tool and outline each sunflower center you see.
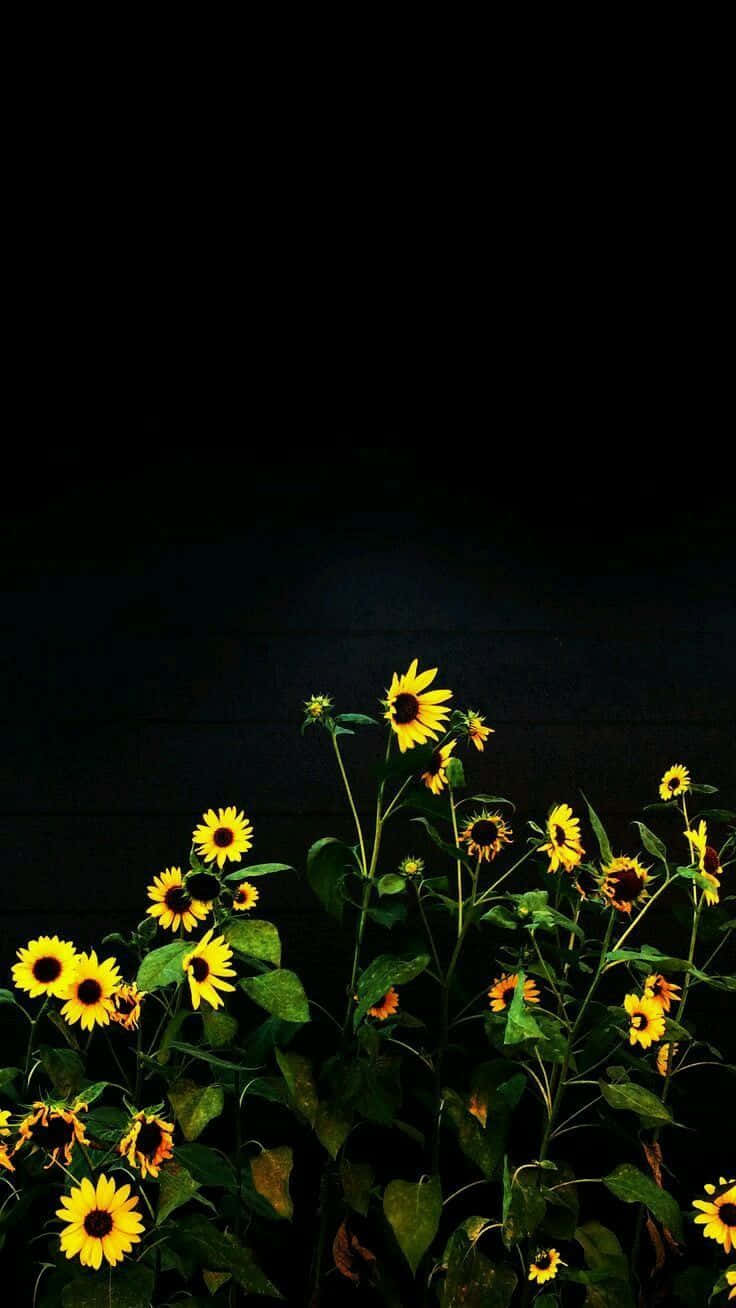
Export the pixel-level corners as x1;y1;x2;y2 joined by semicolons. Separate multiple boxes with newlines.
632;1012;648;1030
32;956;62;983
704;847;720;874
472;820;498;846
213;826;234;847
535;1252;551;1269
502;986;516;1007
554;824;567;845
426;749;443;776
392;692;419;724
612;866;643;901
77;978;103;1005
719;1203;736;1226
115;994;136;1016
136;1120;164;1159
191;956;210;982
31;1115;75;1149
84;1209;113;1238
650;979;663;996
668;777;679;791
164;886;192;913
186;871;220;901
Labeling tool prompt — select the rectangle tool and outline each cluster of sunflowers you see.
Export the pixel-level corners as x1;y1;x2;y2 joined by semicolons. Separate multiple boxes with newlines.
0;660;733;1306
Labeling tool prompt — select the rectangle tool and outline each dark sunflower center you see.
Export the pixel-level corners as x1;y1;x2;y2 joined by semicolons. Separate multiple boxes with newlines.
393;692;419;724
235;887;248;902
191;956;210;982
136;1120;164;1159
632;1012;648;1030
535;1252;551;1269
668;777;679;791
719;1202;736;1226
32;956;62;983
426;749;443;776
651;979;663;996
115;995;136;1016
77;978;102;1005
472;820;498;846
31;1115;75;1149
213;826;234;847
165;886;192;912
84;1209;113;1238
554;824;567;845
186;871;220;900
704;847;720;874
502;986;516;1007
612;866;643;901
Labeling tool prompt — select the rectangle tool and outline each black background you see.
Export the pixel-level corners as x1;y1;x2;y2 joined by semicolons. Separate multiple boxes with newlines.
1;442;734;1301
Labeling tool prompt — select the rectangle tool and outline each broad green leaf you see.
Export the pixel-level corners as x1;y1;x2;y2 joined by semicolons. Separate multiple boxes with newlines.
173;1213;283;1297
334;713;378;727
77;1081;108;1107
306;837;352;920
443;1089;506;1179
511;890;550;915
583;792;613;865
411;817;477;871
250;1146;293;1219
575;1220;634;1304
0;1067;20;1090
223;862;293;882
340;1158;374;1215
599;1080;673;1125
384;1175;442;1276
224;919;281;966
354;953;430;1027
84;1106;127;1143
202;1008;238;1047
0;989;24;1010
275;1049;318;1126
603;1164;683;1240
314;1101;351;1159
136;940;190;991
157;1009;190;1064
168;1042;246;1072
481;905;518;930
203;1271;231;1295
156;1160;200;1223
168;1079;224;1141
62;1265;154;1307
445;756;466;787
38;1045;84;1097
527;906;584;939
174;1143;236;1188
442;1228;517;1307
366;900;407;928
240;970;310;1024
504;971;543;1045
378;873;406;896
632;821;668;866
502;1168;546;1248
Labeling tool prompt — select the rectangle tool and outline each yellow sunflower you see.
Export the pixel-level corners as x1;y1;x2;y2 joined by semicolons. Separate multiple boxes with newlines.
693;1177;736;1254
110;982;145;1031
528;1249;564;1284
367;987;399;1021
193;806;254;869
420;739;457;794
656;1042;679;1076
147;867;210;933
304;693;333;719
0;1143;14;1173
541;804;585;874
57;1174;144;1269
118;1110;174;1179
11;935;78;1000
0;1110;10;1137
232;881;259;911
462;710;494;752
643;973;681;1013
382;659;452;753
399;856;424;877
59;952;121;1031
686;819;723;905
16;1100;89;1168
726;1268;736;1300
624;993;666;1049
461;810;513;863
602;856;650;914
488;972;540;1013
182;928;236;1010
659;763;690;801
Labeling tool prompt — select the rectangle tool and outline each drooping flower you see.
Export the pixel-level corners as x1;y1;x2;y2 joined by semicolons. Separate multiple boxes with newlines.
693;1177;736;1254
118;1110;174;1179
686;819;723;906
193;807;254;869
624;993;666;1049
56;1174;144;1269
0;1110;10;1137
643;973;681;1013
233;881;259;911
147;867;209;933
528;1248;564;1284
382;660;452;753
461;811;513;863
659;763;691;802
16;1100;89;1168
656;1043;679;1076
541;804;585;874
11;935;78;1000
0;1144;13;1173
399;855;424;877
368;987;399;1021
420;739;457;794
59;952;121;1031
110;982;145;1032
184;869;222;908
0;1113;15;1173
182;928;236;1010
462;710;494;752
488;972;540;1013
602;856;650;914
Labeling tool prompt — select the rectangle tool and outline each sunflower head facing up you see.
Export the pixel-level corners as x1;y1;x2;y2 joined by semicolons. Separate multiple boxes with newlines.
147;867;210;934
367;987;399;1021
528;1248;563;1284
602;856;650;914
488;972;540;1014
12;935;78;1000
16;1100;89;1168
193;807;254;869
119;1110;174;1179
182;929;236;1010
60;952;121;1031
659;763;691;802
541;804;585;874
57;1173;144;1269
232;881;259;912
110;981;145;1032
656;1042;679;1076
304;693;333;722
399;855;424;877
420;739;456;795
383;660;452;753
624;993;666;1049
462;810;513;863
643;973;681;1013
461;710;494;752
693;1177;736;1254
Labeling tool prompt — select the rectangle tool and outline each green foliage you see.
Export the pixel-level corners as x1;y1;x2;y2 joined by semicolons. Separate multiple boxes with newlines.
168;1079;225;1140
602;1163;683;1240
224;918;282;965
306;837;351;920
240;969;310;1023
353;952;430;1026
441;1226;517;1307
383;1175;442;1275
136;939;190;990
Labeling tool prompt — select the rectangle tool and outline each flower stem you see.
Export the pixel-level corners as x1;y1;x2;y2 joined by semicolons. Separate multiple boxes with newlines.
331;732;367;875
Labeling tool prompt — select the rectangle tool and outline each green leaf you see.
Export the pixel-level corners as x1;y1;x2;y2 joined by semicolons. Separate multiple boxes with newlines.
240;970;310;1024
583;792;613;865
603;1164;683;1241
174;1143;236;1188
379;743;436;781
223;862;293;882
504;971;543;1046
0;1067;20;1090
172;1214;283;1297
340;1158;374;1215
443;1089;506;1179
411;817;477;870
0;989;23;1010
527;906;584;939
306;837;352;921
354;953;430;1026
314;1101;351;1158
275;1049;319;1126
334;713;378;726
377;873;406;896
481;906;518;930
250;1146;293;1219
62;1265;155;1308
445;756;466;787
384;1175;442;1276
77;1081;108;1107
156;1160;201;1223
38;1045;84;1097
599;1080;673;1125
167;1043;247;1072
202;1008;238;1047
366;900;407;928
502;1168;547;1248
168;1079;224;1141
575;1220;634;1305
46;1008;81;1048
442;1228;517;1308
157;1009;191;1064
224;919;281;965
136;940;190;991
632;821;668;866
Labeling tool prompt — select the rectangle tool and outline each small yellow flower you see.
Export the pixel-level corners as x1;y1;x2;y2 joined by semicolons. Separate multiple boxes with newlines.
488;973;540;1013
529;1248;564;1284
0;1114;14;1173
304;694;333;719
0;1144;13;1173
11;935;78;1000
643;973;681;1013
624;993;666;1049
462;710;494;752
182;928;236;1010
59;952;122;1031
110;982;145;1031
461;811;513;863
420;739;456;794
541;804;585;874
602;856;650;914
233;881;259;911
368;987;399;1021
56;1173;144;1269
726;1267;736;1300
193;807;254;869
659;763;690;801
693;1177;736;1254
119;1110;174;1179
147;867;210;933
656;1042;679;1076
383;660;452;753
0;1110;11;1137
399;856;424;877
16;1100;89;1168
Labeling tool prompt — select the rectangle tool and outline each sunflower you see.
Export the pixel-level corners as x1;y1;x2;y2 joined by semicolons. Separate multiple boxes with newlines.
602;856;650;914
57;1174;144;1269
0;1109;11;1137
686;819;723;906
624;993;666;1049
420;739;457;794
382;660;452;753
185;868;222;907
11;935;78;1000
693;1177;736;1254
304;693;333;719
574;865;602;900
462;710;494;752
233;881;259;911
656;1042;679;1076
659;763;691;802
528;1249;564;1284
399;855;424;877
60;952;121;1031
182;928;236;1010
193;806;254;869
147;867;210;933
541;804;585;874
643;973;681;1013
110;982;145;1032
0;1111;14;1172
0;1143;13;1173
16;1100;89;1168
467;1092;487;1127
726;1268;736;1300
461;810;513;863
367;987;399;1021
488;972;540;1013
118;1110;174;1179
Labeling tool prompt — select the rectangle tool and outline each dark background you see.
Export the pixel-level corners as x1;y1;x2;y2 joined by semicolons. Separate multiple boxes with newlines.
1;443;734;1300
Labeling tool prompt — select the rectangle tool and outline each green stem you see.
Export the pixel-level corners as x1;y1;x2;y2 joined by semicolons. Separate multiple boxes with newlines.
414;883;444;981
332;732;367;875
341;732;391;1036
449;786;463;938
24;998;49;1085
